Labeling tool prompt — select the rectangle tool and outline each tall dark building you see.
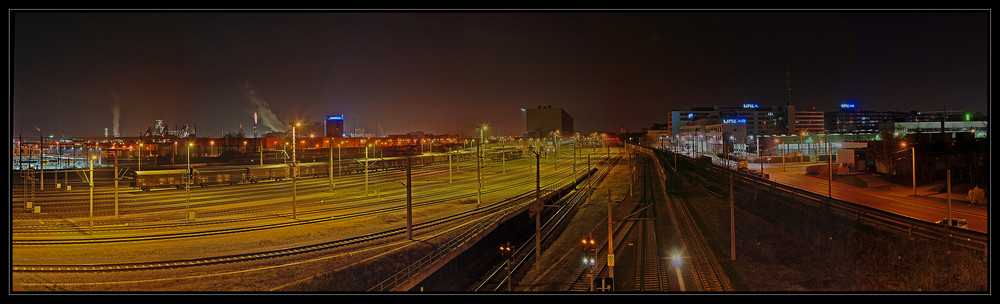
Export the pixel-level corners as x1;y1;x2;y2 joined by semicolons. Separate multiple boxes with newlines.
325;115;344;138
525;106;573;138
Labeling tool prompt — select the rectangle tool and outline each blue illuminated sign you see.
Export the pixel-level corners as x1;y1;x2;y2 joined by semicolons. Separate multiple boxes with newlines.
327;115;344;120
723;118;747;124
742;103;759;109
840;102;856;109
688;113;694;119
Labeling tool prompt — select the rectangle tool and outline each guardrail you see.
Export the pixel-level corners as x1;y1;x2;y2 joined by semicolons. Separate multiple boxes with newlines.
635;145;987;255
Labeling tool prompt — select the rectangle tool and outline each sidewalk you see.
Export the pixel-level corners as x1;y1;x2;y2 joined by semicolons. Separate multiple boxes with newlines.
683;151;988;217
763;161;984;205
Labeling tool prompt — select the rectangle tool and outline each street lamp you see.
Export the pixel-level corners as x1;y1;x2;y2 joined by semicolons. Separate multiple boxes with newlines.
776;138;784;171
901;142;916;196
138;143;143;171
187;142;193;221
89;155;96;235
291;122;300;219
477;124;488;206
365;143;372;195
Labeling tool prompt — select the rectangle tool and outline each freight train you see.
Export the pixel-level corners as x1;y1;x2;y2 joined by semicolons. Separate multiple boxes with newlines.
129;151;483;191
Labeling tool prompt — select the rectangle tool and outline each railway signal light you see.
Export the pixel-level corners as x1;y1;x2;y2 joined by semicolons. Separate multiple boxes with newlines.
581;237;596;253
500;243;513;257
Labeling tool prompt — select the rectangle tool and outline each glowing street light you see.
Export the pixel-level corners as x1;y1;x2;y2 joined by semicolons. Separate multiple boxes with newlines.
290;122;300;219
901;141;916;196
138;143;143;171
88;155;96;235
186;142;193;221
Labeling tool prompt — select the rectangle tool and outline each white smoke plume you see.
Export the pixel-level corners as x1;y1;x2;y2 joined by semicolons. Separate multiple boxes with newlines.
111;90;121;137
242;82;286;133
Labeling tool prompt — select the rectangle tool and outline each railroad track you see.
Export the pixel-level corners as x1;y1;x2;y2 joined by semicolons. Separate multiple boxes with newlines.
12;188;536;273
13;154;610;274
657;149;732;292
469;156;618;292
634;207;666;292
12;162;582;245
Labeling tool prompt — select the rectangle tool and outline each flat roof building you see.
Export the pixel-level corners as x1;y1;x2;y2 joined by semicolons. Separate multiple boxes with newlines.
325;115;344;138
525;106;573;139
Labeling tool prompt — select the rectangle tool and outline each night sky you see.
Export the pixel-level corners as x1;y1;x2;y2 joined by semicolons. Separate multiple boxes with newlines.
11;10;990;138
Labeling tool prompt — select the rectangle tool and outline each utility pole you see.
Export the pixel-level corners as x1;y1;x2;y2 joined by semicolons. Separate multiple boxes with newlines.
114;153;119;219
827;133;832;198
407;157;413;240
533;149;541;261
607;186;615;283
186;143;192;222
291;122;299;220
947;169;952;228
365;144;370;195
40;133;44;191
89;156;94;235
912;147;917;197
757;136;762;175
730;173;735;261
327;137;333;192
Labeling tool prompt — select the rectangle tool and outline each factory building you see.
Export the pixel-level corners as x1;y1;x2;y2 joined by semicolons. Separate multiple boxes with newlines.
525;106;573;139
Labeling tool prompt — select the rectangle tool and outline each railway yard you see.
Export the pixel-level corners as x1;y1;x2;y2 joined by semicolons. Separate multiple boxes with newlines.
14;145;675;292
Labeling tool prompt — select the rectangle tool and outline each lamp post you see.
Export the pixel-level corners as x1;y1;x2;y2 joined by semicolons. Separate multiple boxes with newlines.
756;136;762;174
89;155;95;235
329;139;334;192
826;132;832;198
365;143;371;195
291;122;300;219
778;138;785;171
901;142;916;196
138;142;143;172
912;145;916;197
477;125;486;206
553;130;560;171
186;142;193;221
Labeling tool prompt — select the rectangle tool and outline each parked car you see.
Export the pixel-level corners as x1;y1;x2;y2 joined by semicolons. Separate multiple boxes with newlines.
935;218;968;229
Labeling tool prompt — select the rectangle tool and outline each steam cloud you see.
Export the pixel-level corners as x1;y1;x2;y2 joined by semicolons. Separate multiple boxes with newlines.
111;90;121;137
241;82;286;133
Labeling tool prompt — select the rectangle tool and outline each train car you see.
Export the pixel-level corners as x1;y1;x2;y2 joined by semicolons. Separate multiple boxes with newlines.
132;169;188;191
193;167;248;187
296;162;329;177
247;164;289;183
339;159;365;174
489;148;523;161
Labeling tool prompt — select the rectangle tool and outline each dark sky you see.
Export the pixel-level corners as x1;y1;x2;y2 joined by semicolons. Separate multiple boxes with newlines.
11;10;990;138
